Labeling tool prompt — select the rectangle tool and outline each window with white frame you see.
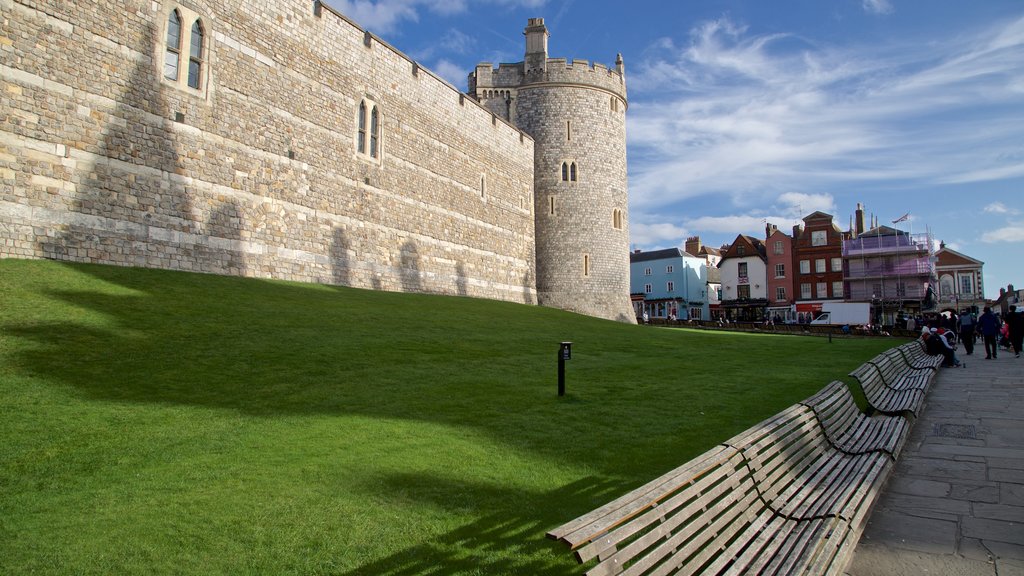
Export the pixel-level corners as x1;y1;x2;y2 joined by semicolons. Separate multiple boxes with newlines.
667;281;675;292
776;286;786;301
832;281;844;298
800;260;810;274
816;282;828;298
774;241;784;255
959;274;974;295
775;263;785;278
644;267;652;276
815;259;826;273
801;283;812;299
811;230;827;246
644;284;652;294
831;257;843;272
666;265;674;273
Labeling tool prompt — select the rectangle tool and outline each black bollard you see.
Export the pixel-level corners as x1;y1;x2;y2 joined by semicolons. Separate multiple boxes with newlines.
558;342;572;396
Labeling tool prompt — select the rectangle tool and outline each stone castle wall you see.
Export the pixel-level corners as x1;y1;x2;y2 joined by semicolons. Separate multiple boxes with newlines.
0;0;537;304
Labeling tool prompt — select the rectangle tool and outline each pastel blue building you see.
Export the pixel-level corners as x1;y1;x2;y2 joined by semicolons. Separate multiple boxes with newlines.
630;248;710;320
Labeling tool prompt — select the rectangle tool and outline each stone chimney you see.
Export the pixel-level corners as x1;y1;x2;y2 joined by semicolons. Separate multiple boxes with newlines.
685;236;702;255
765;222;778;239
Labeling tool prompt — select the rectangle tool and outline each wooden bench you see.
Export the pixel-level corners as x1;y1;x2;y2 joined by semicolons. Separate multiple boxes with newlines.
848;361;927;417
870;349;934;390
896;340;943;371
547;400;897;575
801;380;911;459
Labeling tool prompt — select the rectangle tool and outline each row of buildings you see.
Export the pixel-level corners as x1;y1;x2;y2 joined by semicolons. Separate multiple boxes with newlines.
630;204;988;326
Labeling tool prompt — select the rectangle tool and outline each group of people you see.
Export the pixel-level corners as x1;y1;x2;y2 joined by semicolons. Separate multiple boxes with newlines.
921;305;1024;367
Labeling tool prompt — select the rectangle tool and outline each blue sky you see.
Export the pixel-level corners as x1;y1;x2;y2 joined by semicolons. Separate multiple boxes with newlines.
325;0;1024;299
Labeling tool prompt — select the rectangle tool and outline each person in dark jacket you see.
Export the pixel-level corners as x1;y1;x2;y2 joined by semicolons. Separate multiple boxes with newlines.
923;328;960;367
977;306;1001;359
1006;305;1024;358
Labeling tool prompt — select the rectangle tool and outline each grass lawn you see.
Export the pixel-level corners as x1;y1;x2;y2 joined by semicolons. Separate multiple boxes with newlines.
0;259;901;575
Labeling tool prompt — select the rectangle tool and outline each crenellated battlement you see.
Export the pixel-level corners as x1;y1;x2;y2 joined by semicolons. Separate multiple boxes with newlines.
470;56;626;102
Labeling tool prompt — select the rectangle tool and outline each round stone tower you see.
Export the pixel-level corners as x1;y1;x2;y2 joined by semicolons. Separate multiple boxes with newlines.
470;18;635;323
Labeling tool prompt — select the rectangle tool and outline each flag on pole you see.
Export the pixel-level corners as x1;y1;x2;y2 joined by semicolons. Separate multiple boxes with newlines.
892;212;909;224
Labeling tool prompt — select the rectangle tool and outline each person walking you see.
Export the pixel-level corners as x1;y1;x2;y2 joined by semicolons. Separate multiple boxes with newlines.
1006;305;1024;358
977;306;1001;359
958;309;976;355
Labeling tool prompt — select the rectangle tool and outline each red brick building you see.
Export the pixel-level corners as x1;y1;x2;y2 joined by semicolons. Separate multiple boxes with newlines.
792;212;845;322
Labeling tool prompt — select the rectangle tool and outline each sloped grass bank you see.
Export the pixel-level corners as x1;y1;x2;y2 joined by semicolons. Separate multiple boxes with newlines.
0;259;897;575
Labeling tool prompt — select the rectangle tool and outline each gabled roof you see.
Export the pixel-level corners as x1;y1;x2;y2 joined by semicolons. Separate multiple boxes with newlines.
860;225;905;237
630;247;700;263
802;211;834;222
719;234;767;263
936;247;984;267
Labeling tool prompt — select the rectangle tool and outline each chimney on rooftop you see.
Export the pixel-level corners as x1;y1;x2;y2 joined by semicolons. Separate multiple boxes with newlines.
685;236;702;255
855;203;866;236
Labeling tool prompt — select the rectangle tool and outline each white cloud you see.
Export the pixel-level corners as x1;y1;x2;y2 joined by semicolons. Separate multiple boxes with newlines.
429;58;470;88
862;0;894;16
626;14;1024;212
775;192;836;217
984;202;1016;214
982;224;1024;243
630;221;689;248
325;0;546;34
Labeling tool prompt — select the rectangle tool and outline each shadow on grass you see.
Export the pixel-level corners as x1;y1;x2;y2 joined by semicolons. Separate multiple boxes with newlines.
4;261;711;475
339;474;623;575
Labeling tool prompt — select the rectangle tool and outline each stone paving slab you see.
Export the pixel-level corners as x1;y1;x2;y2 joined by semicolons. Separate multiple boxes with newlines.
846;354;1024;576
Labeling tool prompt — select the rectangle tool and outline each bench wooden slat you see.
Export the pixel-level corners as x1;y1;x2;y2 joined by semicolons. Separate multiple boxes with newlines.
848;362;925;416
576;452;749;566
801;380;911;458
898;340;943;370
549;346;919;576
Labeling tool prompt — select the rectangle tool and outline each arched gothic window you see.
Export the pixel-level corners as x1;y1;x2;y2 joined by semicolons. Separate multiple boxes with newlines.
357;99;382;160
369;105;379;158
357;101;367;154
164;10;182;81
560;161;578;182
187;20;204;89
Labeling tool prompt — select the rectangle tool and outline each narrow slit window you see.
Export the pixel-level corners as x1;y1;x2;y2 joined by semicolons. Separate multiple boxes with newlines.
584;254;590;277
164;10;182;81
561;162;568;182
569;162;577;182
566;120;571;141
549;196;556;215
187;20;204;89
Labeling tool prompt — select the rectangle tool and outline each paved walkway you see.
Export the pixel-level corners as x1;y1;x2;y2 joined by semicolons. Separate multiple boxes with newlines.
847;350;1024;576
